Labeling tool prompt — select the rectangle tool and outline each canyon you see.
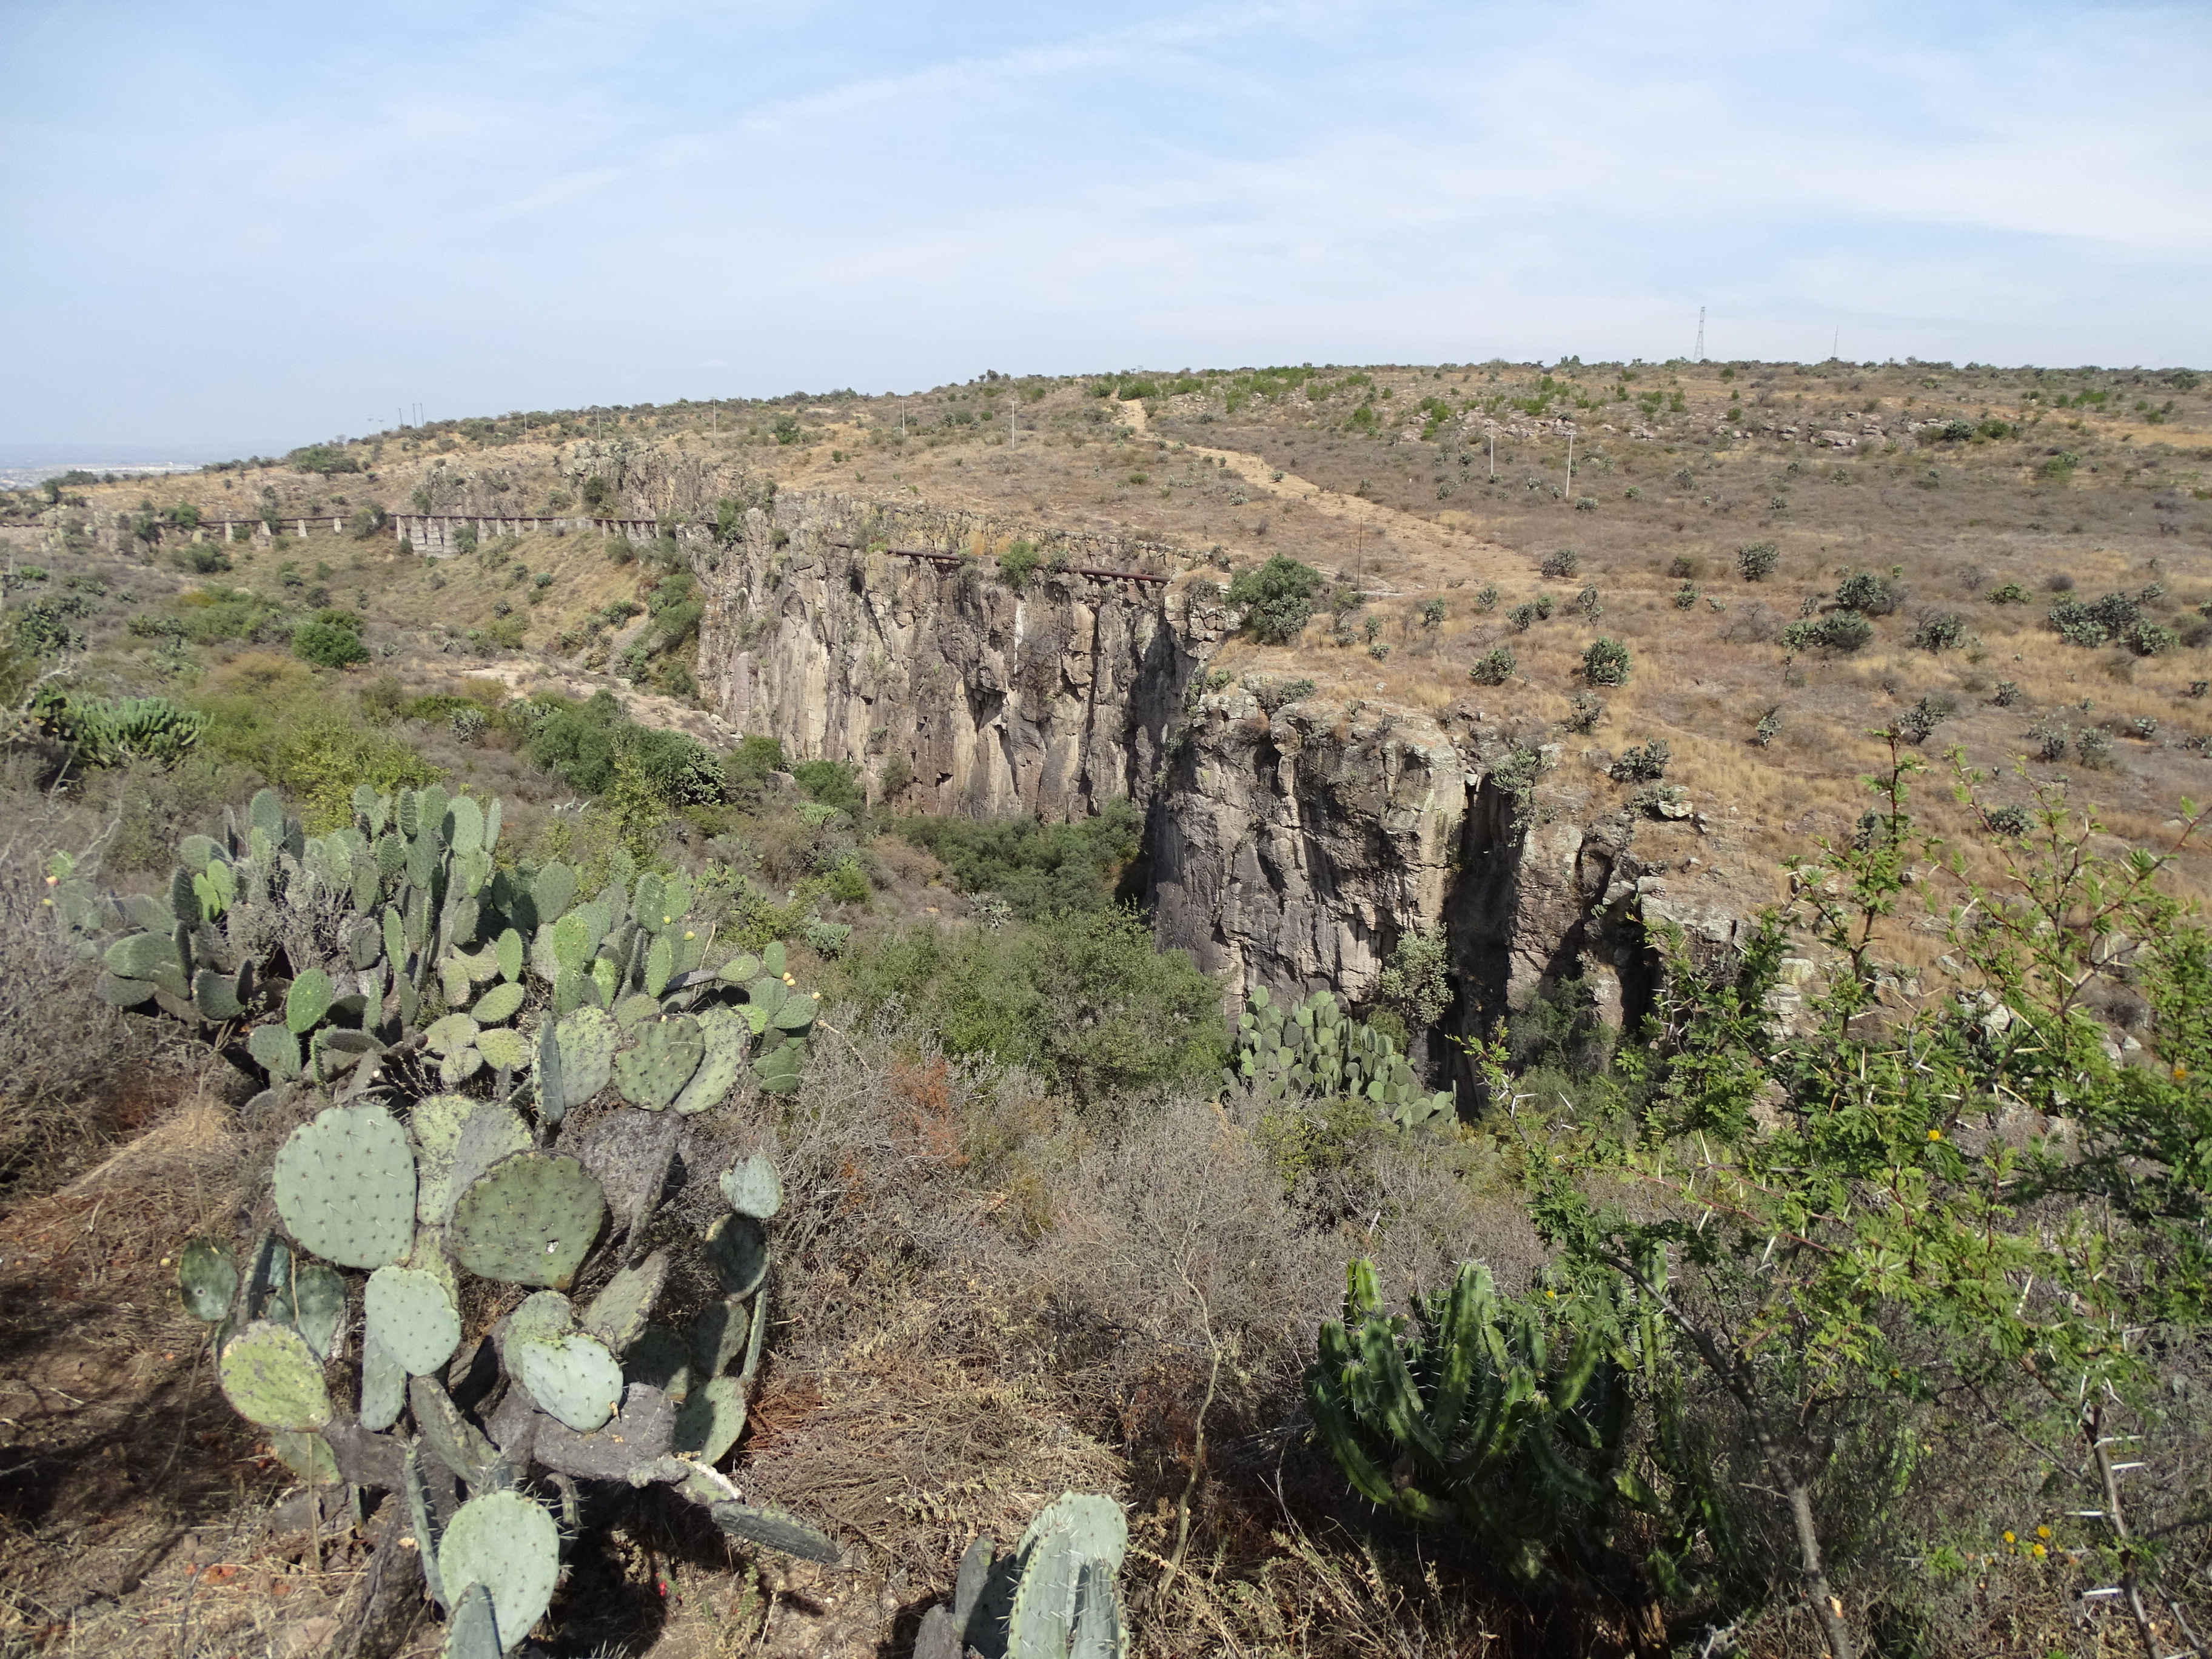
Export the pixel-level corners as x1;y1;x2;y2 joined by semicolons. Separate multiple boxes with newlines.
697;491;1761;1081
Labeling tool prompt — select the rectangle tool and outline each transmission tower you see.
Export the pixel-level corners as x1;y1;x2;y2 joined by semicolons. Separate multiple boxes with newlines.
1695;307;1706;362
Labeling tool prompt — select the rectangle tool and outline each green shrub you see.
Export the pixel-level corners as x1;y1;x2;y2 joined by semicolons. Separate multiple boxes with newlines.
292;612;370;669
997;540;1041;593
1986;581;2031;604
1540;548;1580;578
791;759;865;815
1581;636;1631;686
1737;541;1779;581
1473;583;1501;612
1782;612;1874;654
896;800;1142;920
1225;555;1325;645
1833;570;1900;615
1468;646;1516;686
831;908;1225;1105
2050;592;2175;655
1911;612;1966;651
1609;738;1669;782
286;443;360;475
1672;582;1698;609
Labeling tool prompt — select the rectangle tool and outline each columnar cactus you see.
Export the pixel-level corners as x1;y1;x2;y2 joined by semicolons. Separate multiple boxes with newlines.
54;784;837;1655
1305;1257;1661;1585
1224;985;1454;1131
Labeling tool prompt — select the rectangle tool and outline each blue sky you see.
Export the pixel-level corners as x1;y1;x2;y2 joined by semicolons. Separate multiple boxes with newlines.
5;0;2207;453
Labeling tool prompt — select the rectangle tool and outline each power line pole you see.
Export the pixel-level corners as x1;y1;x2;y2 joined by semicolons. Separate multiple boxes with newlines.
1695;306;1706;362
1566;429;1575;499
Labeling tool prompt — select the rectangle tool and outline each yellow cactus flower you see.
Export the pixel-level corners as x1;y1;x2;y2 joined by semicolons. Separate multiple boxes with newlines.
1928;1128;1943;1141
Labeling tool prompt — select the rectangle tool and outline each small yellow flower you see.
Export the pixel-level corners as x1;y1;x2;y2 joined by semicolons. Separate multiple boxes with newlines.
2175;1064;2191;1082
2036;1525;2050;1539
2002;1530;2015;1544
2032;1543;2046;1558
1927;1128;1943;1142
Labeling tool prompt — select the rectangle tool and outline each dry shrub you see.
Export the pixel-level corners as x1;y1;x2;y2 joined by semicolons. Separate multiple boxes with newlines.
734;1011;1557;1656
0;798;183;1199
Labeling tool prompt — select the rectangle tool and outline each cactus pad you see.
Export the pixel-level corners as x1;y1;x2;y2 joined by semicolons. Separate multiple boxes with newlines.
623;1326;693;1403
411;1374;503;1490
551;1007;618;1111
495;927;524;984
719;1154;783;1219
217;1321;332;1431
446;794;484;856
532;863;577;927
708;1501;839;1564
285;968;333;1035
613;993;660;1032
270;1429;341;1486
177;1236;238;1322
672;1375;748;1463
703;1213;769;1298
581;1252;668;1351
444;1581;502;1659
511;1329;623;1433
360;1330;406;1431
424;1012;480;1057
445;1103;532;1218
438;1490;558;1648
273;1102;415;1269
613;1016;704;1111
277;1261;347;1360
475;1027;528;1071
449;1152;605;1289
753;1040;803;1096
673;1008;749;1115
472;981;525;1025
409;1094;474;1224
192;967;243;1021
688;1296;749;1378
365;1264;462;1376
643;933;674;997
250;1021;303;1081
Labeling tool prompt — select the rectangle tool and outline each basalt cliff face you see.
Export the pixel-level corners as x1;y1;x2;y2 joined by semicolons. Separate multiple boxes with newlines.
699;492;1754;1071
696;495;1192;821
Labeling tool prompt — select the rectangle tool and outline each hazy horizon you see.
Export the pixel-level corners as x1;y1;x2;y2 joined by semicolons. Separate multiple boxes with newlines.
7;0;2208;453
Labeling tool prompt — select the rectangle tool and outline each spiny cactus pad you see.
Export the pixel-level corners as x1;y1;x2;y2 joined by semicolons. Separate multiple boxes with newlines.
216;1321;333;1431
364;1264;463;1376
674;1008;748;1115
438;1490;558;1648
475;1027;528;1071
704;1213;769;1298
689;1296;751;1377
708;1500;839;1564
719;1155;783;1219
672;1375;748;1463
449;1152;605;1289
249;1022;302;1082
623;1327;694;1403
472;981;525;1025
177;1236;238;1322
360;1330;407;1432
443;1581;501;1659
552;1007;618;1111
445;1104;533;1221
285;968;333;1035
412;1375;502;1490
272;1102;415;1269
581;1252;668;1352
512;1329;623;1433
271;1429;341;1486
612;1016;704;1111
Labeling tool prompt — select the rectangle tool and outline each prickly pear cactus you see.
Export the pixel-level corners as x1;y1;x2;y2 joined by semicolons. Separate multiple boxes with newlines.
930;1493;1130;1659
1225;987;1455;1132
99;785;846;1651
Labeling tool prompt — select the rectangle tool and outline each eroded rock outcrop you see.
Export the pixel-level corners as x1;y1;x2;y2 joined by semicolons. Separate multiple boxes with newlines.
698;491;1756;1083
697;494;1193;820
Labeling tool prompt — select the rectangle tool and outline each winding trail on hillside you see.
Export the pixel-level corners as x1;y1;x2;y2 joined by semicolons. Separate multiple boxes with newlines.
1117;397;1526;595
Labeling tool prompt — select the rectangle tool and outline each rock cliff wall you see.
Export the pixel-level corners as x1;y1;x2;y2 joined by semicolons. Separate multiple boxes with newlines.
697;492;1754;1085
696;494;1195;820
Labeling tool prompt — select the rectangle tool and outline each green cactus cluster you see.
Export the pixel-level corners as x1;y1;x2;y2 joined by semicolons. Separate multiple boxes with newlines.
916;1492;1130;1659
52;782;817;1111
1225;985;1453;1131
182;1109;829;1654
1305;1257;1662;1586
52;783;840;1657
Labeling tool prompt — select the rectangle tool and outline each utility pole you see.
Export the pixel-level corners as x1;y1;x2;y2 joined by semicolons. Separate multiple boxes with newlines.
1566;429;1575;498
1695;307;1706;362
1833;325;1840;360
1488;426;1495;478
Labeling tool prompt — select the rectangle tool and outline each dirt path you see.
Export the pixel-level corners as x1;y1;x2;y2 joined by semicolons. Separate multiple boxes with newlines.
1118;397;1527;595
